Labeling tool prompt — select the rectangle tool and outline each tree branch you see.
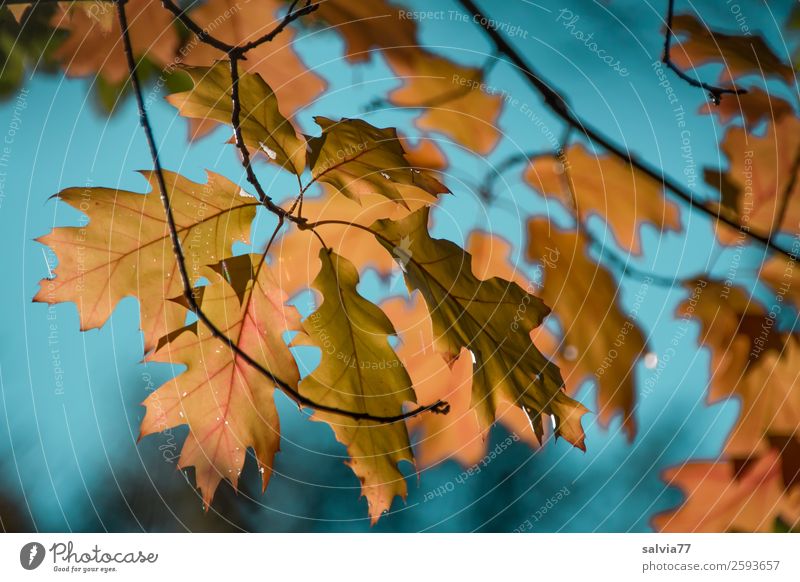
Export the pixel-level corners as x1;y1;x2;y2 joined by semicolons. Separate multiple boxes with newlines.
662;0;746;105
116;0;447;424
161;0;317;55
456;0;792;260
161;0;235;53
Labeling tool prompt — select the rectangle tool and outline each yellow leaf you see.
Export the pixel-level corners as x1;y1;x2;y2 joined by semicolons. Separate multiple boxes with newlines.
387;51;503;156
52;0;178;84
183;0;325;118
653;451;797;532
710;117;800;243
526;221;644;439
669;14;793;85
167;62;306;175
293;250;416;523
525;144;681;256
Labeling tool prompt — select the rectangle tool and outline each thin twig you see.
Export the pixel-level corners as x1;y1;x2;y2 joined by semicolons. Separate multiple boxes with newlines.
161;0;234;53
228;53;272;205
662;0;746;105
161;0;318;54
116;0;447;424
455;0;792;260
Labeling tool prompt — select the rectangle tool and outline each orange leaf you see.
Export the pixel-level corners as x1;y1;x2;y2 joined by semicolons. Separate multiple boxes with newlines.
143;254;301;506
52;0;178;84
525;145;681;256
669;14;793;85
34;171;257;353
526;221;645;439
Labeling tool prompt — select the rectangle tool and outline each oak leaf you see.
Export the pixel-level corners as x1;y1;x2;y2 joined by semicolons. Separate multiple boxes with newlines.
710;117;800;243
669;14;793;85
653;450;799;532
35;171;257;352
310;0;502;154
674;281;797;457
293;250;416;522
525;145;682;256
167;62;306;175
387;51;503;155
526;221;645;439
272;187;436;298
373;208;588;448
183;0;325;117
51;0;178;84
387;233;556;468
382;294;486;468
308;116;449;206
311;0;417;64
142;254;301;506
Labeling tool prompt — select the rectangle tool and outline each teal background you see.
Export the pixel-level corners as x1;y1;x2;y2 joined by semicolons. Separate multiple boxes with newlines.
0;0;795;531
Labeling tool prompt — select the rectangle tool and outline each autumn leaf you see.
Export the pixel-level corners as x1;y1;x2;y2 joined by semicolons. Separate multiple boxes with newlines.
386;233;553;469
466;231;577;447
183;0;325;117
308;116;449;206
309;0;502;155
167;62;306;175
669;13;793;85
727;338;800;458
660;282;800;532
525;144;682;256
142;254;301;506
373;207;588;448
698;87;793;127
654;450;800;532
51;0;178;84
676;281;773;405
293;250;416;522
677;281;799;457
311;0;417;64
382;294;483;468
273;186;435;298
709;116;800;243
526;221;645;440
35;171;257;352
387;51;503;156
400;136;449;172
